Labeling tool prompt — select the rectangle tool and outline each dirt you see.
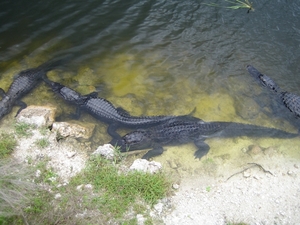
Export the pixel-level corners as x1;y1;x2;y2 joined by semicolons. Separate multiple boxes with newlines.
160;151;300;225
3;114;300;225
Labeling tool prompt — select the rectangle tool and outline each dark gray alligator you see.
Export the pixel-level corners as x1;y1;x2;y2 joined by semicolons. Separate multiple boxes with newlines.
0;59;63;120
247;65;300;118
111;116;298;160
43;78;189;139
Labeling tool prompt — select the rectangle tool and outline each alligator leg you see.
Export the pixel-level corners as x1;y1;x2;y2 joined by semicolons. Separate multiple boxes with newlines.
107;123;122;139
193;139;210;159
0;88;6;97
69;107;82;119
15;100;27;117
142;146;164;160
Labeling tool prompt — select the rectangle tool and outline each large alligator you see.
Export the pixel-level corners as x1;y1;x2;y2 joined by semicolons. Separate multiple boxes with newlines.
0;59;63;120
111;116;298;160
43;78;189;139
247;65;300;118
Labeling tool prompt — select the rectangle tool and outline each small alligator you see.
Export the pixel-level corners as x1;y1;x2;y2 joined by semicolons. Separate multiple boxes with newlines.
247;65;300;118
0;59;63;120
111;116;298;160
43;78;189;139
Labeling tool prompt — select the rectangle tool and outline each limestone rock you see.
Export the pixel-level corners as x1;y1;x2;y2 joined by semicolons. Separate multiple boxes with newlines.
129;159;162;174
16;105;56;127
92;144;115;160
52;121;95;139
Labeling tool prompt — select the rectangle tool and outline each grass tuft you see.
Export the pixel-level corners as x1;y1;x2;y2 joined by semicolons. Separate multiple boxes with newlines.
14;122;34;137
71;155;170;218
34;138;50;149
0;133;17;159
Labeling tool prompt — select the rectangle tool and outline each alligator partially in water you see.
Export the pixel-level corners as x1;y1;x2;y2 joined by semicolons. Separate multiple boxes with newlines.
111;116;299;160
0;59;63;120
247;65;300;118
44;78;189;139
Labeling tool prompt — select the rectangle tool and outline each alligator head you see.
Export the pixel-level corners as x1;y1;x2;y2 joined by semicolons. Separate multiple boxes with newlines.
111;130;153;152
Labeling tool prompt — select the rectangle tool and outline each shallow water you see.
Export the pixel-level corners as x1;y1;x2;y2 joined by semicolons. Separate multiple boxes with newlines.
1;0;300;165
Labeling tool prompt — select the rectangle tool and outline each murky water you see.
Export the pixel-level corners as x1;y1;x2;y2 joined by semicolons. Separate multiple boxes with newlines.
1;0;300;171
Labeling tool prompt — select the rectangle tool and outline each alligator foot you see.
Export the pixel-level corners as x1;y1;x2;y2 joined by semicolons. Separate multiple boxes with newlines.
142;146;164;160
194;140;210;159
15;100;27;117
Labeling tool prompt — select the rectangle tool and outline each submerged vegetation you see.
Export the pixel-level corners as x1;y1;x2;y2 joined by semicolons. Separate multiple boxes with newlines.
204;0;254;12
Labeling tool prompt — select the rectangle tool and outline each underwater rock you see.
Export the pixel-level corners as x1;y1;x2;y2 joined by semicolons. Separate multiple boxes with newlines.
92;144;115;160
16;105;57;127
247;145;263;155
129;159;162;174
52;121;95;139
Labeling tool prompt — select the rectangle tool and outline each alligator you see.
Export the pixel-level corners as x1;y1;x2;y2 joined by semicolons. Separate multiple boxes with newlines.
110;116;299;160
43;78;190;139
0;59;63;120
247;65;300;118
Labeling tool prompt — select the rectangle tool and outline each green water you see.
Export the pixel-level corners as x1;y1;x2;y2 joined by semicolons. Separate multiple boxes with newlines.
1;0;300;171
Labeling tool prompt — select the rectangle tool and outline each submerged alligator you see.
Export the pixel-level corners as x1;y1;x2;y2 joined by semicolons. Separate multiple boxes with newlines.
43;78;189;139
247;65;300;118
0;59;63;120
111;116;299;160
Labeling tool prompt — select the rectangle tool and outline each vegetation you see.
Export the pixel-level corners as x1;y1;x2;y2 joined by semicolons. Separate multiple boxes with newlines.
0;152;170;224
0;160;36;225
204;0;254;12
0;133;17;159
71;155;170;219
14;122;34;137
34;138;50;149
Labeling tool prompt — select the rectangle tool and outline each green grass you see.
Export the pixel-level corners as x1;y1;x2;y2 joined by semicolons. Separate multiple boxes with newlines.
14;122;34;137
34;138;50;149
0;154;170;224
0;160;37;224
0;133;17;159
71;155;169;218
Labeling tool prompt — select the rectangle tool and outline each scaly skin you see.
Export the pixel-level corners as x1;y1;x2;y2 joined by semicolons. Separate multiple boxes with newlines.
44;78;187;139
111;116;298;160
246;65;281;93
0;59;62;120
247;65;300;118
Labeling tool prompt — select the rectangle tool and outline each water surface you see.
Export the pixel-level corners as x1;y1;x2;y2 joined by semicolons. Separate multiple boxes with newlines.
1;0;300;168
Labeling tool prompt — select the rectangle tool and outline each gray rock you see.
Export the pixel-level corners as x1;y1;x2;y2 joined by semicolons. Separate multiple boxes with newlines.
52;121;95;139
92;144;115;160
136;214;145;225
129;159;162;174
17;105;57;127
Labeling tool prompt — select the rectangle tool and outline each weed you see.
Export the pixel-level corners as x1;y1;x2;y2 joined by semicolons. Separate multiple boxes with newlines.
0;159;37;224
202;157;214;164
38;126;49;136
204;0;254;13
34;138;50;149
14;122;34;137
0;133;17;159
35;160;58;184
71;155;170;218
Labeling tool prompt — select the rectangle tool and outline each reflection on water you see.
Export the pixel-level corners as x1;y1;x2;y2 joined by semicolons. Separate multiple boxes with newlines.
1;0;300;166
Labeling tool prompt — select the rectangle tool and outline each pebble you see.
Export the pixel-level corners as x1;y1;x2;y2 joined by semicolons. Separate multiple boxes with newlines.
54;193;61;199
172;183;180;190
